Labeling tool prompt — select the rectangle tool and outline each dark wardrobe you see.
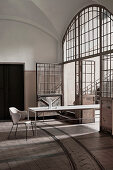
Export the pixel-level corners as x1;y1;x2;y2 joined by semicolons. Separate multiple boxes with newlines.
0;64;24;120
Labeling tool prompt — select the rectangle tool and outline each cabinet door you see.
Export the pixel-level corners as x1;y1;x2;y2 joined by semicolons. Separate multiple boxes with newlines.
0;65;5;119
0;64;24;120
8;64;24;112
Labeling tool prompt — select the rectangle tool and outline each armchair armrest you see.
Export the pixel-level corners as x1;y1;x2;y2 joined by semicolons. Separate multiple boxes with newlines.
18;110;27;120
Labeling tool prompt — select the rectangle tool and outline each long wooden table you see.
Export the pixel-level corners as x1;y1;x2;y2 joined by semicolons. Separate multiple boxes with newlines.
28;104;100;135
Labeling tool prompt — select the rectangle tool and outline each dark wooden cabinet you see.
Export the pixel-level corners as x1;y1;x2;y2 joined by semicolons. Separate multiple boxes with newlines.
0;64;24;120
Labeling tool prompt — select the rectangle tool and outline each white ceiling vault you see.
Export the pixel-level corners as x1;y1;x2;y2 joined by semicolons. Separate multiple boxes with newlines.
0;0;113;41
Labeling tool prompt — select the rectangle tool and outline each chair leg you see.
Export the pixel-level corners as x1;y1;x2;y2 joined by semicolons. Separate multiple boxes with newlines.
8;124;14;139
31;123;34;136
15;124;18;138
25;124;27;141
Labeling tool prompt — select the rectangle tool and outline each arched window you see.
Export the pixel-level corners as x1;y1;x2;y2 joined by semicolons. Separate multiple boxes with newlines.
63;5;113;62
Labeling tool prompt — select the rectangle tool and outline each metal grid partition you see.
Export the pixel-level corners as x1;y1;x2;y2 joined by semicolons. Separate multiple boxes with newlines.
75;60;95;104
36;63;63;107
101;53;113;133
75;61;79;96
101;54;113;98
82;60;95;95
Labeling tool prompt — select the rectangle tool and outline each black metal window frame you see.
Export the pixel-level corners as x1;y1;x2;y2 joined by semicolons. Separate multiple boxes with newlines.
62;4;113;99
36;63;63;96
36;63;63;107
62;4;113;63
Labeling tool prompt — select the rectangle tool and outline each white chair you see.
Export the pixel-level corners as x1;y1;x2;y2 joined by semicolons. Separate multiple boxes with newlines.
8;107;34;140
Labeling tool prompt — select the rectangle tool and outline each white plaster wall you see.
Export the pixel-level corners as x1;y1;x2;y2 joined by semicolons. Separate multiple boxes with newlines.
0;0;59;40
0;20;58;70
64;62;75;106
0;20;58;111
24;71;36;110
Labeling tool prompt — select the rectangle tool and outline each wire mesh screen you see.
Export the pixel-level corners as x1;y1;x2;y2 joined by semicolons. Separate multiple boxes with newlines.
36;63;62;95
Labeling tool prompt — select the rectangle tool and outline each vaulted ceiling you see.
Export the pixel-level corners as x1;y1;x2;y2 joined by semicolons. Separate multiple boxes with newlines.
0;0;113;40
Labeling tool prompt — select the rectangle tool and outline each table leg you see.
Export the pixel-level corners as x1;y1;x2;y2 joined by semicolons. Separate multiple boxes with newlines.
43;112;44;122
28;110;30;130
35;111;37;136
28;110;29;120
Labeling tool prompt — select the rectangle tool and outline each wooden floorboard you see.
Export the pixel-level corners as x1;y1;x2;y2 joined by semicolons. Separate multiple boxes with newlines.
0;120;113;169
